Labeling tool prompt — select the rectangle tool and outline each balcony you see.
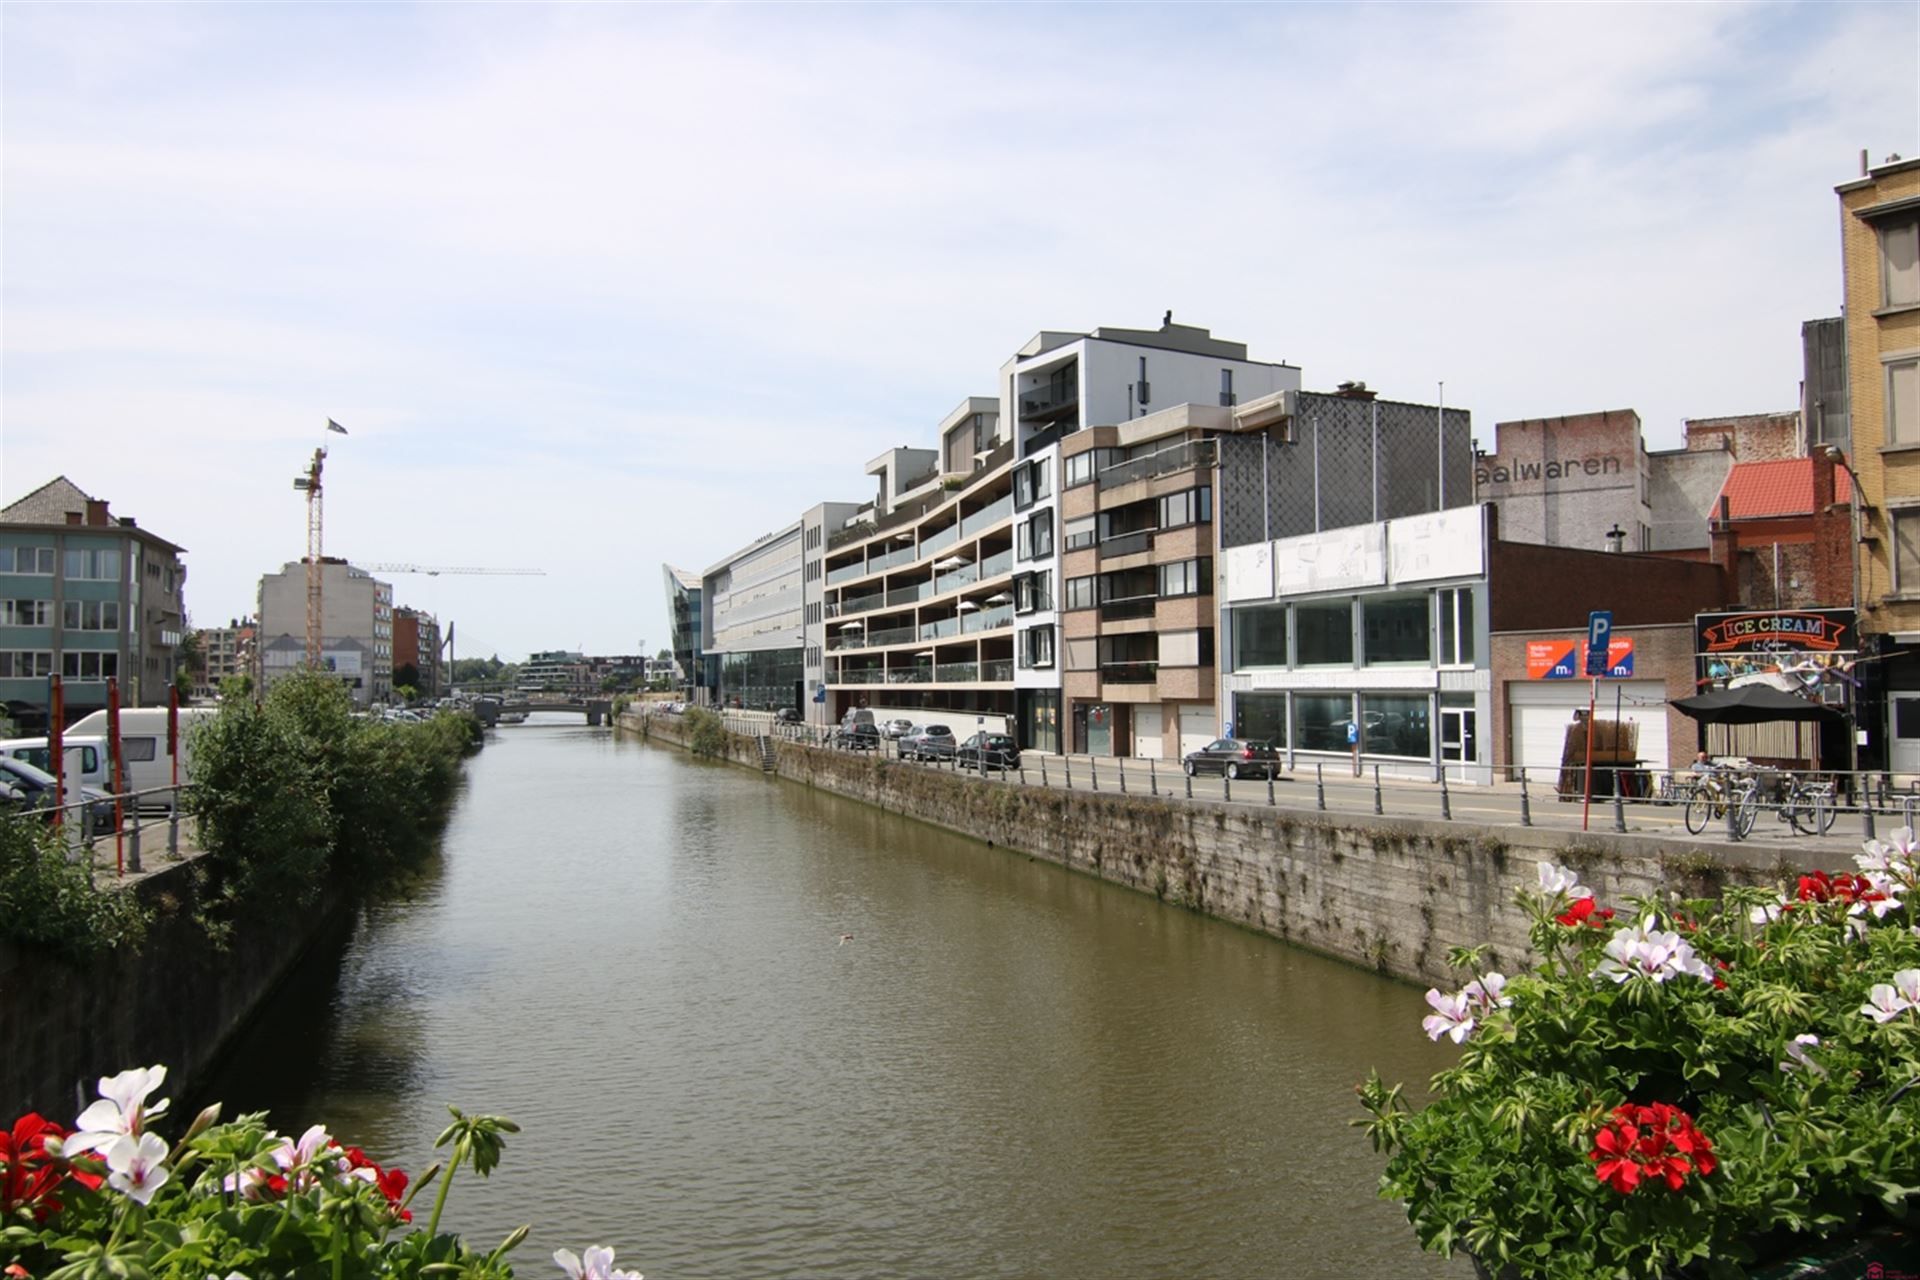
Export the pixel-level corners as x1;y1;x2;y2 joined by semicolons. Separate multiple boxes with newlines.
1098;530;1155;559
1018;380;1079;424
826;561;869;587
920;616;963;641
887;666;932;684
981;658;1015;682
978;548;1014;579
936;661;980;682
1099;661;1159;684
934;563;979;596
920;524;960;558
1099;596;1157;622
962;603;1014;634
831;667;883;686
960;493;1014;538
835;590;883;617
1098;439;1216;492
885;581;932;608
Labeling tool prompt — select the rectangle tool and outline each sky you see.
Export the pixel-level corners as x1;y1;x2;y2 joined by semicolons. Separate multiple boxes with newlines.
3;2;1915;662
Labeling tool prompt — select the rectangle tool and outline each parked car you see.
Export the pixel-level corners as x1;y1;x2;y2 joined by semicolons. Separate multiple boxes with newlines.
955;732;1020;771
835;723;881;751
1182;738;1282;780
881;718;915;740
775;707;803;724
0;756;114;833
900;724;956;761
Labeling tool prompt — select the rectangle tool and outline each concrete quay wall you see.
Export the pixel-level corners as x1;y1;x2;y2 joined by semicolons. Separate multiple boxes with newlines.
0;861;347;1118
621;709;1794;986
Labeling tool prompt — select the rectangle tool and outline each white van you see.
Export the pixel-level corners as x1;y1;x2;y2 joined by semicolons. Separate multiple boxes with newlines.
0;735;111;808
64;707;217;805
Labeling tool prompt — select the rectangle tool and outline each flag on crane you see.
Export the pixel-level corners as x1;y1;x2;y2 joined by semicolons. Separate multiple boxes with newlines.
327;419;349;435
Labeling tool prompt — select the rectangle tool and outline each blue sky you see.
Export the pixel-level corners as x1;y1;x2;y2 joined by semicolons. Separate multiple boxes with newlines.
3;2;1915;661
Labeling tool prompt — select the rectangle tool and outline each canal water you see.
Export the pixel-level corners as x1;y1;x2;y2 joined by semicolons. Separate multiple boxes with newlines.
199;715;1468;1278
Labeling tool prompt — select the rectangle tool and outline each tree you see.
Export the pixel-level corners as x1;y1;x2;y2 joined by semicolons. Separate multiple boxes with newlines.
656;648;671;662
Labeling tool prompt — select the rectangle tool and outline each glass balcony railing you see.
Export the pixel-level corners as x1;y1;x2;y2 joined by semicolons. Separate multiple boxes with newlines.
919;524;960;558
887;667;932;684
1097;439;1216;491
885;581;932;607
934;563;979;596
980;659;1015;683
1098;530;1155;559
960;493;1013;538
919;616;962;641
831;668;883;686
835;591;883;616
961;604;1014;634
865;624;915;648
935;661;980;683
977;548;1014;579
1098;596;1158;622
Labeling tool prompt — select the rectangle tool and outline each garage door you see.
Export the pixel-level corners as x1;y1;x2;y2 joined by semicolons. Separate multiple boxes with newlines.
1508;681;1670;779
1178;705;1217;757
1134;706;1164;758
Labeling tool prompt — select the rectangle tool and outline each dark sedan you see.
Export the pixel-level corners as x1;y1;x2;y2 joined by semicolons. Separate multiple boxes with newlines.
955;732;1020;771
1182;738;1281;780
835;723;881;751
901;725;957;761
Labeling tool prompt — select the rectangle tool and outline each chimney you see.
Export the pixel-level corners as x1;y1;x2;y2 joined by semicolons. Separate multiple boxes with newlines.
1811;449;1837;512
85;499;109;526
1333;380;1377;401
65;512;82;525
1709;495;1737;580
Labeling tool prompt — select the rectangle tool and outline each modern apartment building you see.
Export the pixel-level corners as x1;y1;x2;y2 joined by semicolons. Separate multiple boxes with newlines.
800;499;862;724
703;521;806;710
0;477;189;728
518;650;583;692
256;558;394;708
661;565;705;700
1836;153;1920;772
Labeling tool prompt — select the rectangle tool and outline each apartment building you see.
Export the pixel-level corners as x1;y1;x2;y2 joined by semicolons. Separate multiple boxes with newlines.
703;521;806;710
256;559;394;708
0;477;189;728
1837;153;1920;772
518;650;583;692
393;607;441;698
800;499;862;724
195;618;256;700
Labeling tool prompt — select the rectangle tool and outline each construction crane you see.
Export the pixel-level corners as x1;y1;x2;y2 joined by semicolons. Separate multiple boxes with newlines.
292;448;327;668
363;564;547;577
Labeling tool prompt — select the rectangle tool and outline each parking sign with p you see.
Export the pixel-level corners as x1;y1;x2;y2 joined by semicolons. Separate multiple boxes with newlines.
1584;611;1613;678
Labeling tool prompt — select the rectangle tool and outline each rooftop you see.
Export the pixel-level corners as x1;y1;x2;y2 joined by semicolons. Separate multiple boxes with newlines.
1715;457;1852;520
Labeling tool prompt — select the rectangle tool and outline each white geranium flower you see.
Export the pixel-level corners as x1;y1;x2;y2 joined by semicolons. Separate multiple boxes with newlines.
105;1131;170;1205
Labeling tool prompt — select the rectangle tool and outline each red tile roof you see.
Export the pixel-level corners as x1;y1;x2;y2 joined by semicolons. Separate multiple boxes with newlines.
1714;458;1852;520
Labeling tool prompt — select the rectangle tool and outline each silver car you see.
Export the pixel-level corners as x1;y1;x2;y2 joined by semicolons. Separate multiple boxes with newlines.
900;724;956;761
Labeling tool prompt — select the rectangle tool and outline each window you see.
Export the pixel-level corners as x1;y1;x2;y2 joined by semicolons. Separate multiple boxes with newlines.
1025;509;1054;559
1064;575;1096;610
1896;510;1920;593
1296;601;1354;665
60;651;119;681
1363;594;1431;665
1234;692;1286;748
1157;557;1211;598
974;411;992;456
0;547;55;575
1362;693;1431;758
0;651;53;678
1885;217;1920;308
121;737;157;762
1014;570;1051;614
1013;458;1049;510
1064;516;1097;551
1233;605;1288;668
1065;451;1097;488
1220;368;1236;407
1437;588;1475;665
1890;358;1920;446
1;600;50;627
1293;692;1354;753
63;548;121;581
1136;356;1150;408
1021;624;1055;669
1157;486;1212;530
62;600;121;631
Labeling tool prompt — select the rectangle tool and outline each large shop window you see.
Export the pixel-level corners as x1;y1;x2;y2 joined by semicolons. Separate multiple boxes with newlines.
1292;692;1353;753
1295;601;1353;666
1437;587;1475;665
1232;604;1288;668
1234;693;1287;747
1361;693;1431;758
1363;594;1430;665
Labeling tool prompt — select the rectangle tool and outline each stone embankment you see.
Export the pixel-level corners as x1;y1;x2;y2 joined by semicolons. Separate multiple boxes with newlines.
621;709;1795;986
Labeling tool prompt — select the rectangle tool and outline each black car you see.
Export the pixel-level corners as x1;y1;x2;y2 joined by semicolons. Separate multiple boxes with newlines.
900;724;957;761
774;707;803;724
835;723;881;751
955;732;1020;771
1182;738;1282;780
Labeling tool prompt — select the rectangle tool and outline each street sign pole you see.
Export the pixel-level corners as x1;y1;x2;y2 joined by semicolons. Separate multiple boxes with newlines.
1581;611;1613;833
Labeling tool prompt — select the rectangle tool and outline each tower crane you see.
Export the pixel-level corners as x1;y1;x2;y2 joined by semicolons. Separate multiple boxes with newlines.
292;448;326;668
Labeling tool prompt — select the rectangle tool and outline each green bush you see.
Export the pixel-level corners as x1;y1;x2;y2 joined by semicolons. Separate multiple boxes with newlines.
684;706;729;758
0;816;149;960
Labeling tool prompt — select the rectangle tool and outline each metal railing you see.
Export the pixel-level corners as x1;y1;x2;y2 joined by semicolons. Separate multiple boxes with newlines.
1098;530;1155;559
1098;596;1157;621
6;783;195;880
1099;661;1159;684
635;707;1902;850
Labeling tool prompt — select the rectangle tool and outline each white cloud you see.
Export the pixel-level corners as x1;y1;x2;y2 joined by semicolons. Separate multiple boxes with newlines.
4;1;1914;654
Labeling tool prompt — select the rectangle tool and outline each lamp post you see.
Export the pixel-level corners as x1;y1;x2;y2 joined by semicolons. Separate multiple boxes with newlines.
1824;444;1867;786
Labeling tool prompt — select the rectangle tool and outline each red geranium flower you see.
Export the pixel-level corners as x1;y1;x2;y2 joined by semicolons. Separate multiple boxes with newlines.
1589;1102;1715;1194
1556;897;1616;929
1;1113;74;1221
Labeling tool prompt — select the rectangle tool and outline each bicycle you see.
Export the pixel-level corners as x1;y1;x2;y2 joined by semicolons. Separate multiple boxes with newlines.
1684;771;1758;839
1779;773;1838;837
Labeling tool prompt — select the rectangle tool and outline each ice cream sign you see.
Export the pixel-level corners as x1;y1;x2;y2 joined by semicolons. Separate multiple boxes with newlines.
1526;636;1635;679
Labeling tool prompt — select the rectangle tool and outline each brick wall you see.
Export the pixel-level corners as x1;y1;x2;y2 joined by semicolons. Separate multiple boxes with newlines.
1489;540;1730;632
1684;412;1801;460
1486;623;1699;772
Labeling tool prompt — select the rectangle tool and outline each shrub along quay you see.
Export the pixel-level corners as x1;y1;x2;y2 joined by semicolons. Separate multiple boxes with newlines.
626;706;1811;987
0;672;482;1118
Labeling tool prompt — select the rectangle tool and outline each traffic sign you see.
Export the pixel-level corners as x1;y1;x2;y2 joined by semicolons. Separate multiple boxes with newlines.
1584;611;1613;677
